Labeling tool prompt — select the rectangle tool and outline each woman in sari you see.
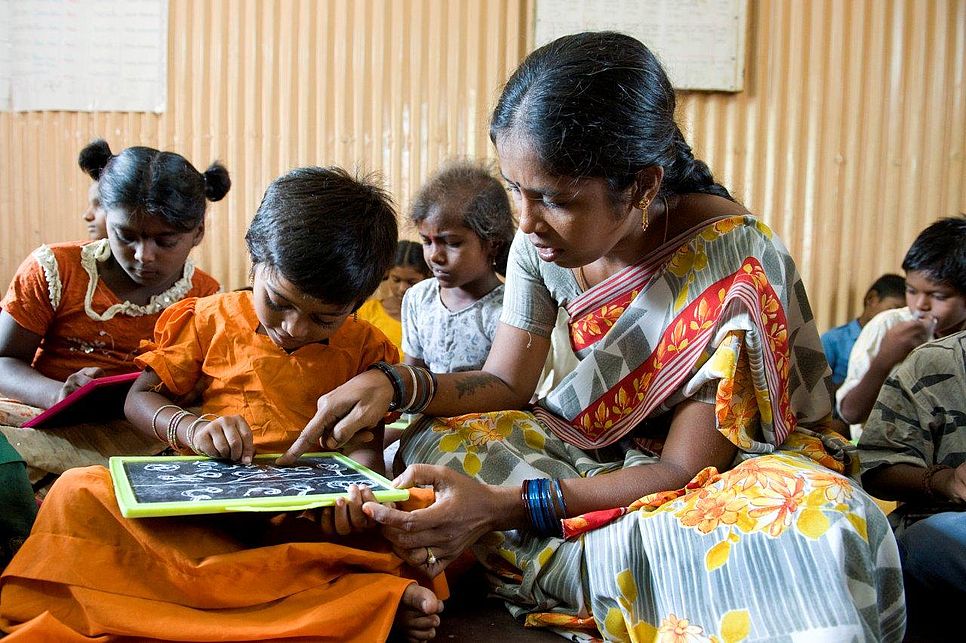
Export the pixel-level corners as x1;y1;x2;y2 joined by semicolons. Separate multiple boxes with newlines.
281;32;905;640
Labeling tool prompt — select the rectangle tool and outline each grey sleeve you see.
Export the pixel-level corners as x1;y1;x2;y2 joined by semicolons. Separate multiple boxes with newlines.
482;286;504;342
857;371;933;475
499;232;558;337
400;287;423;359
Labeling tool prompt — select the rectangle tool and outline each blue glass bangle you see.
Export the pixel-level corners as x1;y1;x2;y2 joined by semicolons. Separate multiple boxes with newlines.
530;479;546;532
521;479;536;527
534;479;559;537
552;478;568;518
525;479;546;534
522;478;564;538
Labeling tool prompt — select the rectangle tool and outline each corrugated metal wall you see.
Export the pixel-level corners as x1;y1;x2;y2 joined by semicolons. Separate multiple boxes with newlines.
1;0;963;333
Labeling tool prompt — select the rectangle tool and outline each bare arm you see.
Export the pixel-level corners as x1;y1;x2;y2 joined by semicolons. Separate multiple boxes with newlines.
125;369;181;442
0;310;103;409
343;422;386;477
483;399;731;527
548;400;733;516
425;323;550;416
365;399;735;575
838;357;893;425
125;368;255;463
863;462;966;504
278;322;550;463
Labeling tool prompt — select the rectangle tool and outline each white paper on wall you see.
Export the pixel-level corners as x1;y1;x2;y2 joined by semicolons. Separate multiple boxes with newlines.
0;0;167;112
534;0;747;92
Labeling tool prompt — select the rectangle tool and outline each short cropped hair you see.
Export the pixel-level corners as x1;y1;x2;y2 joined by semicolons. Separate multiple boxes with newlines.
901;216;966;294
246;166;398;308
867;274;905;300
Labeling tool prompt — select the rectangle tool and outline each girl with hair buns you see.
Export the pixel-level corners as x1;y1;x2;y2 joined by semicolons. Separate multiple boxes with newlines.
0;140;224;420
281;32;905;640
77;139;110;240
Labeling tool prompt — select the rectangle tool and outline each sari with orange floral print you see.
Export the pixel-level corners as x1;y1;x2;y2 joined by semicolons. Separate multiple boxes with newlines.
399;216;905;642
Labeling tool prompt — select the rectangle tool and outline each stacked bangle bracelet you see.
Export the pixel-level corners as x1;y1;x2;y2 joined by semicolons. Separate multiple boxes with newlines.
166;409;191;451
367;361;438;414
521;478;569;538
150;405;218;454
397;364;437;414
185;414;216;455
151;404;181;442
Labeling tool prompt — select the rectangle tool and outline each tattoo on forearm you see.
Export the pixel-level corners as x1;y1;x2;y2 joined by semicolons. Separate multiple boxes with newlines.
455;373;499;398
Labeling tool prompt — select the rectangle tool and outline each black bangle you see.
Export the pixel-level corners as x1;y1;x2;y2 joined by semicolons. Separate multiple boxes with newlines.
367;361;404;411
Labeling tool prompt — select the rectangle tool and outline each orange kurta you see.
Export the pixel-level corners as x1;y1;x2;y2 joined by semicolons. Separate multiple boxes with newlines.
134;290;398;452
1;240;219;382
0;291;444;642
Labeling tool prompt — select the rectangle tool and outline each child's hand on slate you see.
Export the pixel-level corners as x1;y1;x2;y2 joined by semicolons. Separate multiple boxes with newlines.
192;414;256;464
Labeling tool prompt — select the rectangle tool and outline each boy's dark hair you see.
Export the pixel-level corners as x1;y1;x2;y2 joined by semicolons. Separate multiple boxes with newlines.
901;216;966;294
80;140;230;232
866;274;905;300
409;161;515;275
490;31;732;205
395;240;431;276
246;166;398;308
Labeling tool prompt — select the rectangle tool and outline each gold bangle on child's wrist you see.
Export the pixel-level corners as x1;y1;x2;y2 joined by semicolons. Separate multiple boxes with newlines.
151;404;182;442
186;414;217;455
166;410;191;451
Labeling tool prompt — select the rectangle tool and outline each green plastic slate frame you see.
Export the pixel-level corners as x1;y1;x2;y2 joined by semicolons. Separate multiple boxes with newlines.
109;452;409;518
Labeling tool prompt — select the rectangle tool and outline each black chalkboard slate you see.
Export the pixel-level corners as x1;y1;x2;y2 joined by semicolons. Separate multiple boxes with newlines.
109;452;409;518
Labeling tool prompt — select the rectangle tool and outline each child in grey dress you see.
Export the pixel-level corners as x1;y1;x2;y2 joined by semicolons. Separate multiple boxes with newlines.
401;162;515;374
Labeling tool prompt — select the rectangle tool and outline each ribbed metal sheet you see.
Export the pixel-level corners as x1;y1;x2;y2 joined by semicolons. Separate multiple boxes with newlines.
1;0;963;335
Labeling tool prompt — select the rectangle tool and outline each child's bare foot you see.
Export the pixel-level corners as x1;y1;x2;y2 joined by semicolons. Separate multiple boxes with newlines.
392;582;443;642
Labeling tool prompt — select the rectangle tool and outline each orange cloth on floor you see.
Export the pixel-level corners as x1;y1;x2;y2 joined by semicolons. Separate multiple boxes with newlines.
1;241;219;382
134;290;398;453
0;466;445;642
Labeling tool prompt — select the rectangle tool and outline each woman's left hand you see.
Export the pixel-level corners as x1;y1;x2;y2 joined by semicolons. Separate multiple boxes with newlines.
362;464;503;578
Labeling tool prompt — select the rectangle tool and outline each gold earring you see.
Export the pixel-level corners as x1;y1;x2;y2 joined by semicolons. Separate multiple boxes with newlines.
638;197;651;232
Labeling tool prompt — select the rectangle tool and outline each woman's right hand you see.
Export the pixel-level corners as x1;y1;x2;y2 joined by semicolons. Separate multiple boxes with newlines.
362;464;511;578
277;369;394;465
58;366;105;402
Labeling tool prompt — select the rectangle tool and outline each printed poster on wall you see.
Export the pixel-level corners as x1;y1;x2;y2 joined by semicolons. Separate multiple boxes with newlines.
0;0;167;112
534;0;747;92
